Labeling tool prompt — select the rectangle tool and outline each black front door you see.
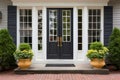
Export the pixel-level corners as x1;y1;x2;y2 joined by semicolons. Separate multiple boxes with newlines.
47;8;73;59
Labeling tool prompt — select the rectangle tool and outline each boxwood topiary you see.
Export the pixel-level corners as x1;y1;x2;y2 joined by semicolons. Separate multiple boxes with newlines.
0;29;16;70
108;27;120;70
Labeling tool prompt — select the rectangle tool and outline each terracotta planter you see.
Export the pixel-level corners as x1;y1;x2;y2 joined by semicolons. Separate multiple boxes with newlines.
17;59;31;70
90;58;105;69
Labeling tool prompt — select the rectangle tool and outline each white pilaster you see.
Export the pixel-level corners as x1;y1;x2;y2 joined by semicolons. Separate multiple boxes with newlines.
43;7;47;61
73;6;78;61
83;6;88;61
32;7;38;62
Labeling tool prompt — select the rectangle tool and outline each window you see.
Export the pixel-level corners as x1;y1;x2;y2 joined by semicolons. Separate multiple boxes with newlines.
19;9;32;47
38;10;42;50
78;9;82;50
88;9;101;48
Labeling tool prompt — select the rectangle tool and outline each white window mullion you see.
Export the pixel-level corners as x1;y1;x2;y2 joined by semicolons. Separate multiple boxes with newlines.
83;7;88;60
32;7;38;62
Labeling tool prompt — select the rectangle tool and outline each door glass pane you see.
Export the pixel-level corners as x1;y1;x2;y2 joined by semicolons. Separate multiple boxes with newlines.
62;10;71;42
49;10;58;42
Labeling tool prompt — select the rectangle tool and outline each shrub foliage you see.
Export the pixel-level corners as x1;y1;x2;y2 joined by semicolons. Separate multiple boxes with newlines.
19;43;31;51
0;29;16;70
108;28;120;69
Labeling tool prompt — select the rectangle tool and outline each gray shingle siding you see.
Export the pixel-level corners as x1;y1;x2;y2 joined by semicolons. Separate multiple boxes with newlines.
0;0;12;29
109;0;120;28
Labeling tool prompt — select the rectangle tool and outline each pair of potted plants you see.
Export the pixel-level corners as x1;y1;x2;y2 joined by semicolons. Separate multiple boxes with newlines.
86;42;109;69
14;43;33;69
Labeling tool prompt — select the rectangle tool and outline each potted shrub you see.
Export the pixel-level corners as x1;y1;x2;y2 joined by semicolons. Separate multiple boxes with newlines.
86;42;109;69
14;43;33;69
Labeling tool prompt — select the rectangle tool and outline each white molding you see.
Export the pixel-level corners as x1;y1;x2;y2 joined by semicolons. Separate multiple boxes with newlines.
13;2;108;7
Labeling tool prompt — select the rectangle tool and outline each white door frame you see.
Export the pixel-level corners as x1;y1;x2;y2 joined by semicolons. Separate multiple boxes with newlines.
17;5;104;64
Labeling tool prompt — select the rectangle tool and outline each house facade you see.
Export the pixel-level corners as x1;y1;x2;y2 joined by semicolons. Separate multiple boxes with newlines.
0;0;119;64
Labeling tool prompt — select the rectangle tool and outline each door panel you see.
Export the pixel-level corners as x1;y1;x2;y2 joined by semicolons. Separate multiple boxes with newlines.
47;8;73;59
61;9;73;59
47;9;59;59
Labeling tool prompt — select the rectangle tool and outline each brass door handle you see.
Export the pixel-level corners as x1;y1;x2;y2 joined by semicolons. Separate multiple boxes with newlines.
59;37;62;47
57;37;60;47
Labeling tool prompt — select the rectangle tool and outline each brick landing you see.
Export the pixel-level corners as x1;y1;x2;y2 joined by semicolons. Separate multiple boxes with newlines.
0;70;120;80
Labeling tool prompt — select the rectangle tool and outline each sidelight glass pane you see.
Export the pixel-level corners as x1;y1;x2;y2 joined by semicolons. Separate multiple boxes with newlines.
78;9;82;50
38;10;43;50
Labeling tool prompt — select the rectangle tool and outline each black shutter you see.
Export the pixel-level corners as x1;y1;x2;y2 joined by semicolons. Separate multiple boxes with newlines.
104;6;113;46
8;6;17;45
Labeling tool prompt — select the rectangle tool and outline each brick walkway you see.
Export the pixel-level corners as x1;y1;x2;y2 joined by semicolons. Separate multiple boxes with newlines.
0;70;120;80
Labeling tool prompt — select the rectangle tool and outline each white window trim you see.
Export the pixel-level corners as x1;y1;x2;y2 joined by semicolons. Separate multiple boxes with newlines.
87;7;104;44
